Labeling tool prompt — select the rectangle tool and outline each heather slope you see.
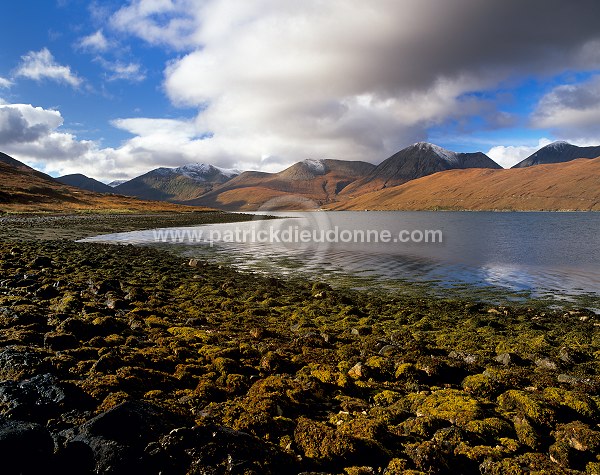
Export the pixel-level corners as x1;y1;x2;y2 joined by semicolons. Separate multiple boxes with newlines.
331;157;600;211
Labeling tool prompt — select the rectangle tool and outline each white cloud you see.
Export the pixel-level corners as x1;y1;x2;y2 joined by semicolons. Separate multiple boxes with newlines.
486;139;553;169
78;30;110;52
0;77;12;89
0;104;63;145
532;75;600;139
102;61;146;82
6;1;600;180
104;0;600;170
14;48;82;87
111;0;198;49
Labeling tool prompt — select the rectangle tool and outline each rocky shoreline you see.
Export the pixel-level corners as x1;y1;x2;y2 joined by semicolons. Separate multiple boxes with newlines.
0;213;599;474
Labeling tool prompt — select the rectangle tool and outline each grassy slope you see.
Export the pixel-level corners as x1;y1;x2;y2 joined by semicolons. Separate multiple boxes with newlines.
0;161;210;214
331;157;600;211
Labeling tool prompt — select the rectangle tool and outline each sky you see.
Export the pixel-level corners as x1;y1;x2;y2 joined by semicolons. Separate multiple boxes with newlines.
1;0;600;182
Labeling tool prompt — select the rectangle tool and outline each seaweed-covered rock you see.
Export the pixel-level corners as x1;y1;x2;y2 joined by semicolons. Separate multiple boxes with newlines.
541;387;598;421
497;390;555;426
412;389;483;425
0;346;49;380
549;421;600;470
294;417;377;468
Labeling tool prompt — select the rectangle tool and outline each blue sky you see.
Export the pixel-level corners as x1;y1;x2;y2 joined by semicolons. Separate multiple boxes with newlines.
1;0;600;181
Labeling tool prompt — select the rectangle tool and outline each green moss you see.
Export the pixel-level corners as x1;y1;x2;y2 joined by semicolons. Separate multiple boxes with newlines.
413;389;483;425
53;292;82;313
373;390;403;406
383;458;410;474
304;363;336;384
464;417;514;442
462;373;499;398
513;416;541;450
293;417;361;463
542;387;598;420
365;355;394;378
394;362;420;380
497;390;555;426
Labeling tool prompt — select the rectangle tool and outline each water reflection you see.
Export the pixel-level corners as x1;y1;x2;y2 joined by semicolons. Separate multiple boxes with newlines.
82;211;600;303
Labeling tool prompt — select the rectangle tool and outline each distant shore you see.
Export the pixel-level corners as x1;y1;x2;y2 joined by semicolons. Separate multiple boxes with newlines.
0;212;598;474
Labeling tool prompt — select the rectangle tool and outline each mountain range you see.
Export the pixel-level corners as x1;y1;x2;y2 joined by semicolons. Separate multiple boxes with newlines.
113;164;240;202
331;157;600;211
186;159;375;210
512;141;600;168
3;141;600;212
0;153;201;213
340;142;502;196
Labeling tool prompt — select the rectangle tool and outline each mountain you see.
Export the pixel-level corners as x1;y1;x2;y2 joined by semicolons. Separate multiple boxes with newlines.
56;173;114;194
0;152;201;213
341;142;502;196
108;179;128;187
115;163;240;202
331;157;600;211
512;141;600;168
187;159;376;210
0;151;55;180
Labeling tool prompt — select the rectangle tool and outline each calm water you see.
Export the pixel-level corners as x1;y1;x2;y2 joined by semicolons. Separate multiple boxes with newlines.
83;211;600;304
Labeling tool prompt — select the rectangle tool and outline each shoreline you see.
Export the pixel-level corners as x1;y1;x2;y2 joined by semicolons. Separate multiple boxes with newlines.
0;212;598;473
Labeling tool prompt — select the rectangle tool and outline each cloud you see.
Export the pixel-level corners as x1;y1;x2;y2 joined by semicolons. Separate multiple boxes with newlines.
7;1;600;180
103;0;600;169
0;104;63;145
99;60;146;82
486;139;553;169
111;0;198;49
531;75;600;139
0;102;218;181
78;30;111;52
0;77;12;89
14;48;82;87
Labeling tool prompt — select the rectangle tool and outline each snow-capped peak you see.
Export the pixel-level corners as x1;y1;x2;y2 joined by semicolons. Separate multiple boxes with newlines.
152;163;240;181
412;142;459;163
302;159;326;173
108;179;127;187
544;141;571;150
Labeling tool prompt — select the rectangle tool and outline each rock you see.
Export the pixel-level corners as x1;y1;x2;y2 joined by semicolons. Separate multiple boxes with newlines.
35;284;60;299
0;373;88;421
348;362;366;380
30;256;53;268
351;326;372;336
61;401;179;474
44;332;78;351
0;346;49;381
449;351;478;365
549;421;600;470
294;417;365;465
57;318;94;340
558;347;583;365
535;358;558;370
494;352;523;366
404;440;452;474
149;423;296;474
88;279;122;295
0;419;55;474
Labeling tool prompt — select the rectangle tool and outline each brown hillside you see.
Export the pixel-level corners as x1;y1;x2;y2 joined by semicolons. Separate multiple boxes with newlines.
188;159;375;210
330;157;600;211
0;155;207;213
